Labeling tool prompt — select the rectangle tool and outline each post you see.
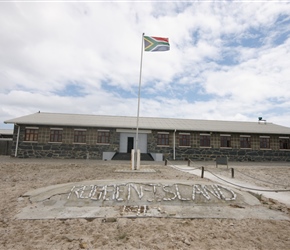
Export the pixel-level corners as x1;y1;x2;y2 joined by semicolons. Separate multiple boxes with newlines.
135;33;145;170
188;159;190;166
15;125;20;157
136;149;140;170
231;168;234;178
201;166;204;178
165;159;167;166
131;149;135;170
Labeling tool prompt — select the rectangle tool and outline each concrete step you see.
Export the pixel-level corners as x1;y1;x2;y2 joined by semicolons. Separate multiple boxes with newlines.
112;153;154;161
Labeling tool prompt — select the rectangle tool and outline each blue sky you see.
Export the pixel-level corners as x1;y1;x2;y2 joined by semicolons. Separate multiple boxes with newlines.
1;1;290;129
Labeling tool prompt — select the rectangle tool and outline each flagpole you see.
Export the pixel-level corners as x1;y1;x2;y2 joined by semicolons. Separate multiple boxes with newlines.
135;32;144;170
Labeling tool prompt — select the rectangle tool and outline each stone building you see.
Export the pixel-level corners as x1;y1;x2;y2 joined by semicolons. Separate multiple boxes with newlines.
4;112;290;161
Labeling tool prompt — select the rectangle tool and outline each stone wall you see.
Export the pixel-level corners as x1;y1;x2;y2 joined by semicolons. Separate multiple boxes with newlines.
148;131;290;162
11;125;120;159
173;147;290;162
10;125;290;161
14;142;114;159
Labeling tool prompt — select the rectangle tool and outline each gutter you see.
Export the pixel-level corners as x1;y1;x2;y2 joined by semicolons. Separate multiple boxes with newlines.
15;124;20;157
173;129;176;160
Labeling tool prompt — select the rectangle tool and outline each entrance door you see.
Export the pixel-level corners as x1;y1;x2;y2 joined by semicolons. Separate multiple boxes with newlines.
119;133;148;153
127;137;134;153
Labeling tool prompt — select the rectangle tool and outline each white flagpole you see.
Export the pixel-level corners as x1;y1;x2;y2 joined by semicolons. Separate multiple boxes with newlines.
135;33;145;170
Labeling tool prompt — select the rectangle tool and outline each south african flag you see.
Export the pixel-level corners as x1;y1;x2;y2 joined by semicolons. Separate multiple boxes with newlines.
144;36;170;52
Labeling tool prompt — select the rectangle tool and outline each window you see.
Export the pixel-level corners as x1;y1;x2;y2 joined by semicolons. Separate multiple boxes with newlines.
97;131;110;144
260;137;270;149
74;129;86;143
157;133;169;146
24;128;38;141
220;135;231;148
279;137;290;150
200;134;210;147
179;134;190;147
50;129;63;143
240;136;251;148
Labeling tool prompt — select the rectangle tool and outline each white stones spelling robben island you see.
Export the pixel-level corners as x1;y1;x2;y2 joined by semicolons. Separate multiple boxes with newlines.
67;182;237;204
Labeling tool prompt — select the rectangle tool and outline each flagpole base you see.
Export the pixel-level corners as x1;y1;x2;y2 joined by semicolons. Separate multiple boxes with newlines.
131;149;135;170
131;149;140;170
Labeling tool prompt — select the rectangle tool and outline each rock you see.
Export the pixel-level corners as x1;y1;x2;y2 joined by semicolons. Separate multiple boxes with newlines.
79;242;88;249
63;235;77;242
102;217;117;223
78;218;88;223
17;197;24;202
184;239;191;246
0;218;8;224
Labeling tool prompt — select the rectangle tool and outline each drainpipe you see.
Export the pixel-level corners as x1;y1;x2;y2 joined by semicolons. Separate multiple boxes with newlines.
15;124;20;157
173;129;176;160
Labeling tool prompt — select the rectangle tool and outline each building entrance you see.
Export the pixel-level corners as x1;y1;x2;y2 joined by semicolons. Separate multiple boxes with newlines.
127;137;134;153
119;131;148;154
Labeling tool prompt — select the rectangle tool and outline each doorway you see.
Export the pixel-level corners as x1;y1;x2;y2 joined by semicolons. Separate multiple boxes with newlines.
127;137;134;153
119;132;147;153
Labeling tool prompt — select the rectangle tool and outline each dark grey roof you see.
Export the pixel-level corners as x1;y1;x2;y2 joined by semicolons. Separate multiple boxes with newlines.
4;112;290;135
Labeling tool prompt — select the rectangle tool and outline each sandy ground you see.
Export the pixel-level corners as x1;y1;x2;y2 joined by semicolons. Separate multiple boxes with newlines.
1;156;290;250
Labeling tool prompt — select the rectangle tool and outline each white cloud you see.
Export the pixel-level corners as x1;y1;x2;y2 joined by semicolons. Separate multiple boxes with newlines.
1;2;290;129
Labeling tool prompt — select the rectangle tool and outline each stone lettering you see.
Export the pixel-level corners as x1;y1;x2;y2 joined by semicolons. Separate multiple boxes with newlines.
67;182;237;204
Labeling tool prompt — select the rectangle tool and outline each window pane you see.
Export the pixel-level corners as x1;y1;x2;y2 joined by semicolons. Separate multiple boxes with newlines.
157;134;169;145
279;138;290;149
200;135;210;147
221;136;231;147
260;138;270;149
50;130;62;142
24;129;38;141
74;130;86;143
240;137;251;148
179;134;190;146
97;131;110;144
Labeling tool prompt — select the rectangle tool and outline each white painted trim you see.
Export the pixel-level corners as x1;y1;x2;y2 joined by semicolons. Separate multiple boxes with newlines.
173;130;176;160
117;129;151;134
14;125;20;157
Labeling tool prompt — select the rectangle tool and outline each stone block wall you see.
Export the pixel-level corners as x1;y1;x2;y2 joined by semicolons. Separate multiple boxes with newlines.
10;125;290;161
11;125;120;159
173;147;290;162
14;142;114;159
148;130;290;162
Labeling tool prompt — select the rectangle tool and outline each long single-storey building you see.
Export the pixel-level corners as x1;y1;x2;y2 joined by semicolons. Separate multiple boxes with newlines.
4;112;290;161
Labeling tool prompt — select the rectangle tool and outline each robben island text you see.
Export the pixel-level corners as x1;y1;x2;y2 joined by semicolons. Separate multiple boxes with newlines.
67;183;237;204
